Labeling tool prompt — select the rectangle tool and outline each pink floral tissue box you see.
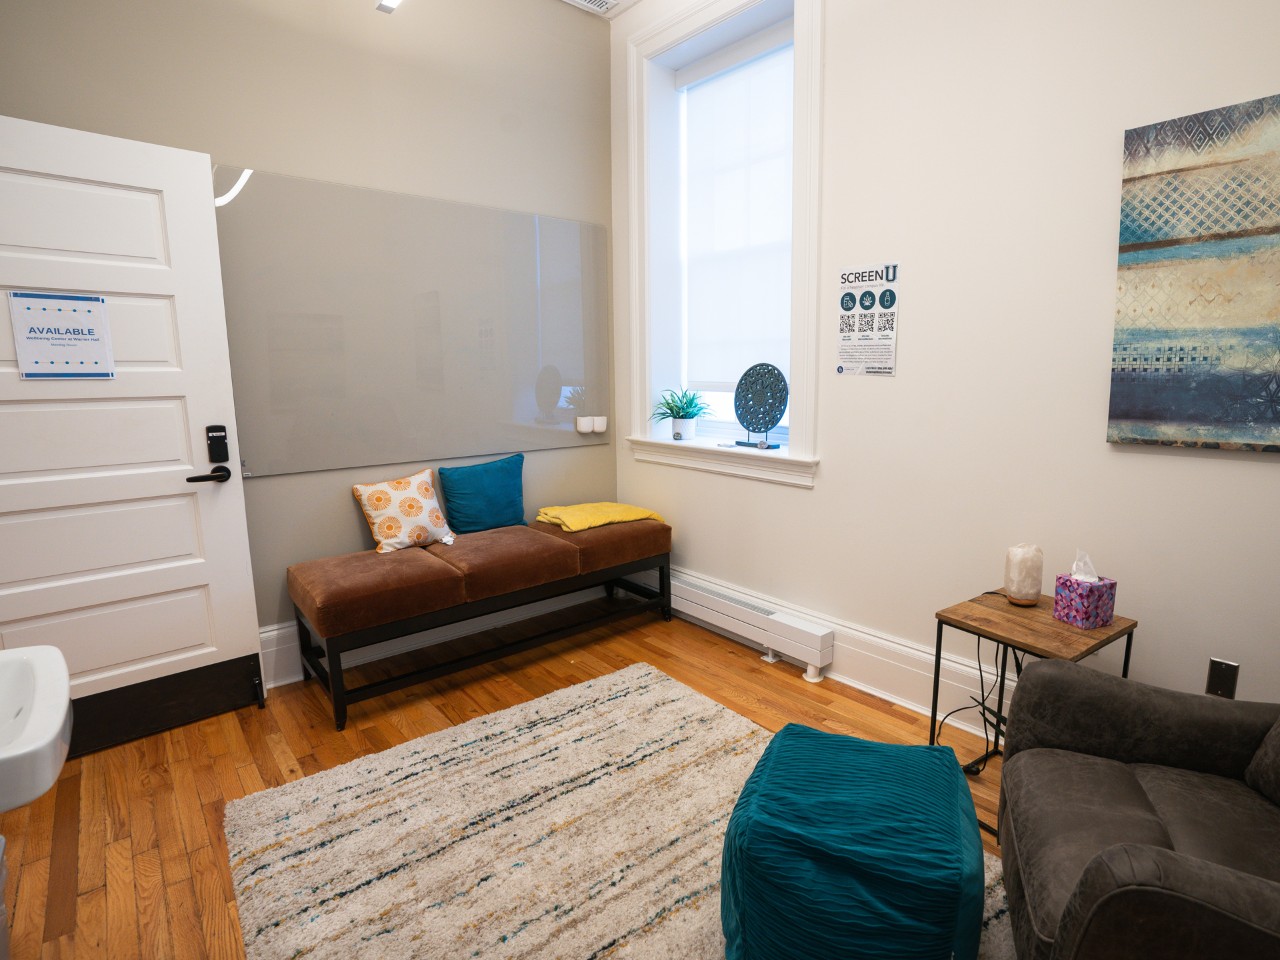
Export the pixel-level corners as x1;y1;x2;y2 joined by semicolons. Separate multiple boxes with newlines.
1052;574;1117;629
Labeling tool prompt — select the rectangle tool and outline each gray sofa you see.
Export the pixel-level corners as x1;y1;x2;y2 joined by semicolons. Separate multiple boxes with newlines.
998;659;1280;960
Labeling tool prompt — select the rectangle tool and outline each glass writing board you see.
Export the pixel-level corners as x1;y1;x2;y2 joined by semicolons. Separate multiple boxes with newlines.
215;168;608;477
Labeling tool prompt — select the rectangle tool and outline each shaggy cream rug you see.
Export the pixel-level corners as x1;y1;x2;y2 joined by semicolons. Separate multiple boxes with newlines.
224;664;1011;959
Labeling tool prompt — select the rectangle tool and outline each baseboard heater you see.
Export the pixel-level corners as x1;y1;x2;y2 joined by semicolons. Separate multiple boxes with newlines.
655;570;833;682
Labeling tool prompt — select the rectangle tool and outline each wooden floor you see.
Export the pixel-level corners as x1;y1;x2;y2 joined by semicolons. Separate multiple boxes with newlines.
0;606;1002;960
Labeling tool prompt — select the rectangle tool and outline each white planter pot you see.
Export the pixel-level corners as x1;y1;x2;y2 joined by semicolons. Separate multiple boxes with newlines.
671;418;696;441
575;416;593;434
592;416;608;433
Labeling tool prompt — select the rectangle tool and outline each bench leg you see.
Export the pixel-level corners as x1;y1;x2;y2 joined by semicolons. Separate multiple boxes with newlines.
295;611;313;682
659;563;672;621
327;642;348;731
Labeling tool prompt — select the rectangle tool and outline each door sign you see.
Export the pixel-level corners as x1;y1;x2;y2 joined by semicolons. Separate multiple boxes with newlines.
9;291;115;379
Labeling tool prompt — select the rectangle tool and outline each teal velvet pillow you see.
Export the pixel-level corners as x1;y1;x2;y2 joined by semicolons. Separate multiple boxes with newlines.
437;454;525;534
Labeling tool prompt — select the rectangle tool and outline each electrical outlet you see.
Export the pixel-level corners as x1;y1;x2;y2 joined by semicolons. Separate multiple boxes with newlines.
1206;658;1239;699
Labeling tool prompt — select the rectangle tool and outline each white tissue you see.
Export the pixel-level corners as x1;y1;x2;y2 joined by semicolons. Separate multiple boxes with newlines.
1071;548;1100;583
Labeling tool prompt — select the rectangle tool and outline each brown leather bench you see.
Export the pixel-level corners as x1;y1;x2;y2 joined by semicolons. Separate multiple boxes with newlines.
287;519;671;729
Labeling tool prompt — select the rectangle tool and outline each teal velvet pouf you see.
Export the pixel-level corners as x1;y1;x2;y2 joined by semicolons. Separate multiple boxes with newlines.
722;724;983;960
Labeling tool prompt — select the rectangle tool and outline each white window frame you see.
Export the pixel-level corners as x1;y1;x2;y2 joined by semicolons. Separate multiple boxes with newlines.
620;0;823;488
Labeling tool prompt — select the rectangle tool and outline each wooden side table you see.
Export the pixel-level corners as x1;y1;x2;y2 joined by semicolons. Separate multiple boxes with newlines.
930;589;1137;776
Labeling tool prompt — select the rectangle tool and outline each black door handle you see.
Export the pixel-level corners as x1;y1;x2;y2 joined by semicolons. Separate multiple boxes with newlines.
187;465;233;483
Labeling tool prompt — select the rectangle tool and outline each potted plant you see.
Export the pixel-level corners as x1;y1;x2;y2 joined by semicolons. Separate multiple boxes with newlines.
650;388;711;440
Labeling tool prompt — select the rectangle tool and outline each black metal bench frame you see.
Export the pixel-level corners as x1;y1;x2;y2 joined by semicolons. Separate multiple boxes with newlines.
296;553;671;729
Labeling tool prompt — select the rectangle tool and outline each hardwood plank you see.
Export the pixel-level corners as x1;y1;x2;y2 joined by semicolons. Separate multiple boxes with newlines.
100;746;132;846
20;785;57;865
201;801;231;878
261;689;314;761
43;771;81;941
168;754;212;855
74;885;107;959
187;752;223;809
209;755;245;805
132;848;175;960
188;848;242;960
11;856;50;960
39;933;74;960
215;713;254;770
354;723;395;755
77;752;107;896
193;717;229;760
143;744;191;887
105;839;140;960
187;845;233;909
125;742;158;859
231;710;284;790
164;877;209;960
235;763;266;797
198;901;244;960
262;731;303;783
296;754;324;778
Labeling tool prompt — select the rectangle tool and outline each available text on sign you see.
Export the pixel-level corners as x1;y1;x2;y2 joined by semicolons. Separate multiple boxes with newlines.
8;291;115;379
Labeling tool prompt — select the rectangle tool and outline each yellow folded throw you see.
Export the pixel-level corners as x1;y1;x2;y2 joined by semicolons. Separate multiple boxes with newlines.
536;502;666;533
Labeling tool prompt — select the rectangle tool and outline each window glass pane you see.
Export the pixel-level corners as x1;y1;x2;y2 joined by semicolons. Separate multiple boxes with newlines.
684;45;793;392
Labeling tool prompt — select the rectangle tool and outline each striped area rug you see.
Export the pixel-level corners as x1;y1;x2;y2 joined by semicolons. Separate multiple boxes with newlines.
225;664;1012;959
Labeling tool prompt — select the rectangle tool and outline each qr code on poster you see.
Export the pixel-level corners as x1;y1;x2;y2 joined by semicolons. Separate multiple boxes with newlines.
858;314;875;333
878;314;896;332
839;317;855;334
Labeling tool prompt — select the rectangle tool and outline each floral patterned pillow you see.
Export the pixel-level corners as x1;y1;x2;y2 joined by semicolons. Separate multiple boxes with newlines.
353;466;455;553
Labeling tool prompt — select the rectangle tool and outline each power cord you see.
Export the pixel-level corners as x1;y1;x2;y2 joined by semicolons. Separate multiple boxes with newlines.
934;634;1003;774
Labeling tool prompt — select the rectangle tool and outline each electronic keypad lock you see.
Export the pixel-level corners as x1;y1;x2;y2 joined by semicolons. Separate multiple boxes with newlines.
206;425;230;464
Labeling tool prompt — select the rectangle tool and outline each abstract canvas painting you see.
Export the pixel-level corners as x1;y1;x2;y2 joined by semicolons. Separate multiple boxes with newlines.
1108;93;1280;451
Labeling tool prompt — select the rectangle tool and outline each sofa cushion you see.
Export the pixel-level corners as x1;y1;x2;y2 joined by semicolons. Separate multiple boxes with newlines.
1246;716;1280;806
1002;748;1173;949
1130;764;1280;882
529;518;671;573
437;453;525;534
288;548;466;637
427;524;579;601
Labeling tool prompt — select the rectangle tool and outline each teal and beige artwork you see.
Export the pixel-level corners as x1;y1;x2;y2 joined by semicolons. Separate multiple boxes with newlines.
1109;93;1280;451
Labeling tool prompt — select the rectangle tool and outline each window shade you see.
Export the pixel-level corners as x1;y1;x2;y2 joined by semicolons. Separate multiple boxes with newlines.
683;45;793;392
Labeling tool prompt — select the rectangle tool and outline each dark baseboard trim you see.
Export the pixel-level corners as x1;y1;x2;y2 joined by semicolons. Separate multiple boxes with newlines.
68;653;264;758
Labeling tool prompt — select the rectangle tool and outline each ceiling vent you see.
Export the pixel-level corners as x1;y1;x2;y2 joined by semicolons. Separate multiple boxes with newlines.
558;0;621;16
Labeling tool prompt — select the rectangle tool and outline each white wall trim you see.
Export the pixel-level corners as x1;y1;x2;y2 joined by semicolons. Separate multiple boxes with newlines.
258;587;606;690
627;564;1035;741
627;435;818;486
620;0;824;476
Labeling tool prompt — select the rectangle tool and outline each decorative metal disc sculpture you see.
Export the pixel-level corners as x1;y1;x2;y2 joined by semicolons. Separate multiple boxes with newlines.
734;363;788;449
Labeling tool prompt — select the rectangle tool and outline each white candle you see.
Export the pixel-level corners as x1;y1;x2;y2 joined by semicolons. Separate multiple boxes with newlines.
1004;543;1043;606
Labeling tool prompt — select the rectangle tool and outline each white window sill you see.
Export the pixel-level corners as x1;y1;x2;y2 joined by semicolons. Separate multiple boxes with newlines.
626;434;818;487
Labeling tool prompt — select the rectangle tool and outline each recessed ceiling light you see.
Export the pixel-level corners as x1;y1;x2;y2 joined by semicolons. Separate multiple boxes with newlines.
376;0;403;12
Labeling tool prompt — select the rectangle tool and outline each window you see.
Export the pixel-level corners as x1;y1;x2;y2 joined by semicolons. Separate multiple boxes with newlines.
623;0;822;485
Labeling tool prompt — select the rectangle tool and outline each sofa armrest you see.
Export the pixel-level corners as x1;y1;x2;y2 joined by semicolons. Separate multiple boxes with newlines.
1053;844;1280;960
1003;660;1279;779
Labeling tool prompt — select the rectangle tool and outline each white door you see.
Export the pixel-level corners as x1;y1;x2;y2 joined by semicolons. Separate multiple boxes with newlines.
0;115;260;698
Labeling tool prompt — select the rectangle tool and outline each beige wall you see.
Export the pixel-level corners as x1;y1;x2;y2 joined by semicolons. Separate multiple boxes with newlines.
611;0;1280;702
0;0;615;626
